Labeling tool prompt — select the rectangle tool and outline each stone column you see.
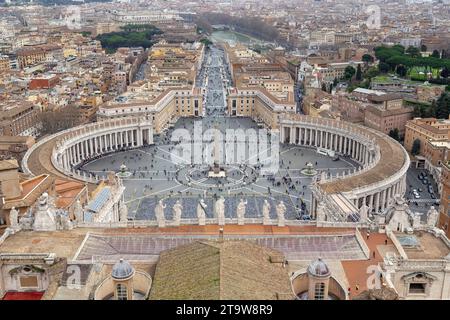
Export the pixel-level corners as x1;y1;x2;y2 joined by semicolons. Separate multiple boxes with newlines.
62;154;66;170
325;131;328;149
315;129;318;147
81;141;85;160
375;192;380;213
89;138;93;156
125;130;129;146
109;133;113;150
380;189;386;212
290;126;294;144
72;145;76;164
148;127;153;144
137;129;142;146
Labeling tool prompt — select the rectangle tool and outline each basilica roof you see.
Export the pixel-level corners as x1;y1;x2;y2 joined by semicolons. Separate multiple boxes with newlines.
149;240;294;300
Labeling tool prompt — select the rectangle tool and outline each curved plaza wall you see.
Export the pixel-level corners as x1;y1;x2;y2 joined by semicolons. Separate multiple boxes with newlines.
279;115;410;218
22;117;153;184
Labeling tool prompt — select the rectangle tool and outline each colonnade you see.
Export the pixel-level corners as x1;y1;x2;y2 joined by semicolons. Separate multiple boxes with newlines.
280;125;373;165
279;117;409;218
48;118;154;183
59;128;153;170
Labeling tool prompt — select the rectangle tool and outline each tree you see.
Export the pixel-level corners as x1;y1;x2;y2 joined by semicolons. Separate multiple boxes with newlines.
388;128;400;141
435;92;450;119
39;105;81;135
431;50;440;58
441;67;449;79
344;65;356;81
355;64;362;81
442;50;449;59
424;101;437;118
333;77;338;87
365;66;380;79
411;139;421;156
200;38;213;46
321;82;327;92
396;64;407;77
362;54;374;63
406;46;420;58
421;44;427;52
378;62;390;73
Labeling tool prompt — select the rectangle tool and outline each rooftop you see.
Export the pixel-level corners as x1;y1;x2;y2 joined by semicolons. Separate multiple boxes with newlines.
396;231;450;260
149;240;295;300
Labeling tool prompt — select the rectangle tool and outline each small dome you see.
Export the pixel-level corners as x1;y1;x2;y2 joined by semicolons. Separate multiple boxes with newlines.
112;259;134;280
307;258;331;278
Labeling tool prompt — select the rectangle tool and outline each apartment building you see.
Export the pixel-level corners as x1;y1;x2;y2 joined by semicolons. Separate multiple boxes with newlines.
438;162;450;238
363;93;413;137
404;118;450;156
0;55;10;74
0;101;41;138
16;44;61;69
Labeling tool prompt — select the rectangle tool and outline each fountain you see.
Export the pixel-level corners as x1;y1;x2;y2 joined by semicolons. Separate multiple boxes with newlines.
116;163;132;178
301;162;318;176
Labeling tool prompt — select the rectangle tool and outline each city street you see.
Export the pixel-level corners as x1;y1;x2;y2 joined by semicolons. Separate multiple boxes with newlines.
405;166;440;215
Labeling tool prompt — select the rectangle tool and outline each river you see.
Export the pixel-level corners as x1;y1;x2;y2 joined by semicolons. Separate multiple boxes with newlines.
210;30;269;47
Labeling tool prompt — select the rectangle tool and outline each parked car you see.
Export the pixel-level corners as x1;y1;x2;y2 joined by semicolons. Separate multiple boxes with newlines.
414;194;421;199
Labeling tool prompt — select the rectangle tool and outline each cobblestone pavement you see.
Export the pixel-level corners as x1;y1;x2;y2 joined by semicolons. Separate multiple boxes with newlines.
81;116;359;221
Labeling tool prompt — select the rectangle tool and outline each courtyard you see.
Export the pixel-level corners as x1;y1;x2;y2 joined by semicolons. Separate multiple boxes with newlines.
80;116;359;221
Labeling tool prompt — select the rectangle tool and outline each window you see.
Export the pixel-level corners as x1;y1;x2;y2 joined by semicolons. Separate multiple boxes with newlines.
116;283;128;300
409;283;426;294
314;282;325;300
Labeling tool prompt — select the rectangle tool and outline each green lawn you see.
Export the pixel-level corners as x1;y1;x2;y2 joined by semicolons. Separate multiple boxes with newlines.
408;66;440;80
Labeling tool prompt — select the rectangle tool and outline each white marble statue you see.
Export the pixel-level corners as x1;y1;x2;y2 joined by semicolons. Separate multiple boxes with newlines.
316;201;326;222
197;198;207;226
427;206;439;228
56;210;73;230
215;196;226;226
19;209;34;230
359;203;369;223
276;201;286;227
33;192;57;231
119;201;128;222
172;200;183;226
412;212;421;229
155;199;167;228
236;199;247;225
262;199;271;225
9;207;19;229
73;199;83;222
